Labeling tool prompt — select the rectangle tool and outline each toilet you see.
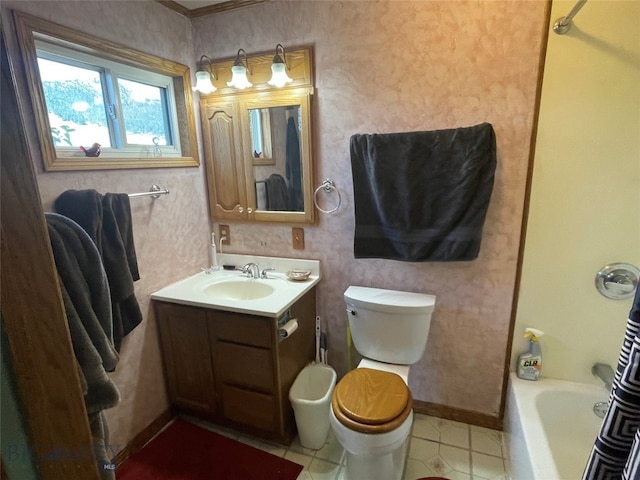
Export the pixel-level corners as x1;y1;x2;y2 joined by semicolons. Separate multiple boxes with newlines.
330;285;436;480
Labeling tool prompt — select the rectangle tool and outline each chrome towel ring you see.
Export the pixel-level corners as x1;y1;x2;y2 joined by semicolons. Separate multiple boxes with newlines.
313;178;341;214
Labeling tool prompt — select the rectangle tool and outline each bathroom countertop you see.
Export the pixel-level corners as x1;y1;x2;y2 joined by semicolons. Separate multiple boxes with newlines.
151;253;320;317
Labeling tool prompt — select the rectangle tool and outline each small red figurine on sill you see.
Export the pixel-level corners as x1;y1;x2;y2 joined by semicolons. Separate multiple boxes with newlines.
80;143;101;157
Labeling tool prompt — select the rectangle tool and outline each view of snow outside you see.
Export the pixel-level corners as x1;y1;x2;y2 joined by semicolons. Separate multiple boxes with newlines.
38;57;168;149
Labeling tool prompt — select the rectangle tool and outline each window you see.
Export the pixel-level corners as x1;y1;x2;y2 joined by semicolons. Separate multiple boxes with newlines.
9;10;199;170
36;40;180;158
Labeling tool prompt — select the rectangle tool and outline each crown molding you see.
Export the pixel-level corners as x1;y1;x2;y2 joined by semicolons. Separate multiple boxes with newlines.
157;0;267;18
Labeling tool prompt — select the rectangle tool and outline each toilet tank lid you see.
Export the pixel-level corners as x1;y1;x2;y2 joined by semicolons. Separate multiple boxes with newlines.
344;286;436;314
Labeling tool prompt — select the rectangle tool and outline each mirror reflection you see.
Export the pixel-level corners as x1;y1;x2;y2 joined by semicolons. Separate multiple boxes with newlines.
199;45;314;224
252;105;304;212
249;109;273;163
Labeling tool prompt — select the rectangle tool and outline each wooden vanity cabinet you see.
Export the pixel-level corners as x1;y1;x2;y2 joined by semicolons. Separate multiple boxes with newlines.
155;288;316;444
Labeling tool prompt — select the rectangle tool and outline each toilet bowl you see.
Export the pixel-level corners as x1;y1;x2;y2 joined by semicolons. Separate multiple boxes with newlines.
331;286;436;480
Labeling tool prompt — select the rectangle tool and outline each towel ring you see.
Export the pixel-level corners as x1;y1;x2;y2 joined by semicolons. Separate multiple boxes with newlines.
313;178;341;214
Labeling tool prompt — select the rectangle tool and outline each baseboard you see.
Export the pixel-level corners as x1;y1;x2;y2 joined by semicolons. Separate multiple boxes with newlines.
413;400;502;431
112;408;174;467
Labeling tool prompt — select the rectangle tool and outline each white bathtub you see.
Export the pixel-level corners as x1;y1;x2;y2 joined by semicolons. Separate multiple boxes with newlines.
504;373;608;480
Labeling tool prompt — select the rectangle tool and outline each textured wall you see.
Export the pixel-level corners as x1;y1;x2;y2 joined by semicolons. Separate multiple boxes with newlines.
193;0;548;417
513;0;640;384
3;0;210;451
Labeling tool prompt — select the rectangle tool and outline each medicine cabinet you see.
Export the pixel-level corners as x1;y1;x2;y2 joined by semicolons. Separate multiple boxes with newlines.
199;46;315;224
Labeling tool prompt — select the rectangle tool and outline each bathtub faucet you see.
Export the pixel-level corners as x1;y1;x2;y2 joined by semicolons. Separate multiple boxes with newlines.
592;363;615;391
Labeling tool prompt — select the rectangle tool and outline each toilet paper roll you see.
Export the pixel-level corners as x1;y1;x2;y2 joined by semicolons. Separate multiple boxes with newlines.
278;319;298;338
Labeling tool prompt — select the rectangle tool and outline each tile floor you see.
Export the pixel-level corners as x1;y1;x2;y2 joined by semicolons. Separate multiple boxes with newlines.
189;414;511;480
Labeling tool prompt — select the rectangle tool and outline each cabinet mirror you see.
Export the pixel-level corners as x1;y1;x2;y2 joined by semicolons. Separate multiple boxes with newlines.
199;46;315;224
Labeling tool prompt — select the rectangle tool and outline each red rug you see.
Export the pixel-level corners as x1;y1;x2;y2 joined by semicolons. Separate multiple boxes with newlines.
116;419;303;480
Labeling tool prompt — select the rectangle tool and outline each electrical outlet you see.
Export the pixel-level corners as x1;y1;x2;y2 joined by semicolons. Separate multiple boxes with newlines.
219;225;230;245
292;227;305;250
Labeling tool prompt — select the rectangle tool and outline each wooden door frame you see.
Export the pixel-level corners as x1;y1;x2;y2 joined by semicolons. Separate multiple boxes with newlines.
1;24;101;480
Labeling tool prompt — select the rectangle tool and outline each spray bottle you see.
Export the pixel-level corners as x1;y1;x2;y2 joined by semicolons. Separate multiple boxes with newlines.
517;328;544;381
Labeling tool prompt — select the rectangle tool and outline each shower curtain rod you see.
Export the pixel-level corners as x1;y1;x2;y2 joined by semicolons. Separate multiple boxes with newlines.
553;0;588;35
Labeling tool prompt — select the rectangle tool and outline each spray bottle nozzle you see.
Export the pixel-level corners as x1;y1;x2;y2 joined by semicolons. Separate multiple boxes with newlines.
524;327;544;342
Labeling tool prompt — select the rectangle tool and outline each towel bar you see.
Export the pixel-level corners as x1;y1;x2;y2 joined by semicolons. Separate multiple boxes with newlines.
128;185;169;199
313;178;341;214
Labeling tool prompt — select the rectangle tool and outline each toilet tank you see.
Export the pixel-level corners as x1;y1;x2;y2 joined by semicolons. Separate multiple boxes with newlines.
344;286;436;365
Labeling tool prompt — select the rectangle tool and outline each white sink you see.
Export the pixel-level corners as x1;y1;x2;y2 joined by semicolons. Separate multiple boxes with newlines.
202;279;275;301
151;254;321;317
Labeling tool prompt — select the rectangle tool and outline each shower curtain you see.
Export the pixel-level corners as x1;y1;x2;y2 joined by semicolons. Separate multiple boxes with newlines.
583;286;640;480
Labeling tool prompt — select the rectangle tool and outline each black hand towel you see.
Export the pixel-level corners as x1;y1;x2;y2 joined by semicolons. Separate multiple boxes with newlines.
55;190;142;350
350;122;497;261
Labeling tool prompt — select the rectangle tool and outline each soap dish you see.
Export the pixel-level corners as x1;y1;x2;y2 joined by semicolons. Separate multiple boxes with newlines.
286;270;311;281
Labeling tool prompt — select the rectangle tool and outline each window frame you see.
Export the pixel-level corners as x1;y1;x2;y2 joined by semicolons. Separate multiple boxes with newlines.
9;10;199;170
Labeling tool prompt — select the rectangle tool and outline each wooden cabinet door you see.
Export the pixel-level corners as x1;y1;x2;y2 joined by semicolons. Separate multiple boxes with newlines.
156;303;216;416
200;99;247;220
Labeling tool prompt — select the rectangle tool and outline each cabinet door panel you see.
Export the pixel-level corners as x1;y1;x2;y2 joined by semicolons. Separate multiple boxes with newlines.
156;303;216;414
201;100;246;219
221;384;276;432
215;342;274;393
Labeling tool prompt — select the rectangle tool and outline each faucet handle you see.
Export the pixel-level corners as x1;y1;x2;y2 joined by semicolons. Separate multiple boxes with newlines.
261;267;276;279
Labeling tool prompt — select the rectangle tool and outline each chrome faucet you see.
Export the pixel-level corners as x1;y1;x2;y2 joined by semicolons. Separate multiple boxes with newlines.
242;263;260;279
592;363;615;391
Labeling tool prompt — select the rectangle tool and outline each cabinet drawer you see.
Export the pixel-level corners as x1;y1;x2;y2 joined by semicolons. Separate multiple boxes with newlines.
215;342;274;392
211;310;272;347
221;384;276;432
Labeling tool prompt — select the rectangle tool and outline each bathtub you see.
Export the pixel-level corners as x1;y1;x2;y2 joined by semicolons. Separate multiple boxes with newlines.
504;373;608;480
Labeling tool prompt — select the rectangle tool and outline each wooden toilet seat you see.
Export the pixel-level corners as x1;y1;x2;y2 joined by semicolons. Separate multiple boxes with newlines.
332;368;413;434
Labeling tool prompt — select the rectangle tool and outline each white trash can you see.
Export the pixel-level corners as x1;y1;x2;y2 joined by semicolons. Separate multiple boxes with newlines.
289;364;337;449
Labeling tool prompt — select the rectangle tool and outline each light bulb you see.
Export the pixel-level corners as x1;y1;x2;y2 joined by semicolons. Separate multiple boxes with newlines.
268;62;292;88
227;65;252;89
194;70;216;94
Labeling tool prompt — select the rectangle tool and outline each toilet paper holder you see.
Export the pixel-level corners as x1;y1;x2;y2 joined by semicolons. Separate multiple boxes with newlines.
278;318;299;340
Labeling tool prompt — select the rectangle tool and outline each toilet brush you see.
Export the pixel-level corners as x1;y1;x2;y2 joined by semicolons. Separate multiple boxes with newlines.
315;316;321;363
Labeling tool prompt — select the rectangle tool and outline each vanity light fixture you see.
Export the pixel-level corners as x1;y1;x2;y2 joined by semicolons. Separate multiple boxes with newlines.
193;55;217;94
267;44;293;88
227;48;252;89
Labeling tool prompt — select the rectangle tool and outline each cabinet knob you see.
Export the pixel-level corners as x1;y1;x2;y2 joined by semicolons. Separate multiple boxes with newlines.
238;206;244;213
247;207;253;214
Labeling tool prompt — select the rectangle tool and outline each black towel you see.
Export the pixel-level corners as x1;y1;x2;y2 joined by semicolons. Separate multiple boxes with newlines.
350;123;497;261
46;212;119;480
285;116;303;212
55;190;142;350
265;173;289;211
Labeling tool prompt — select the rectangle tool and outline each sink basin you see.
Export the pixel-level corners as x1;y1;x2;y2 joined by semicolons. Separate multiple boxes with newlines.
151;253;320;316
202;280;275;301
